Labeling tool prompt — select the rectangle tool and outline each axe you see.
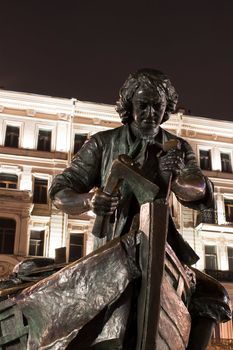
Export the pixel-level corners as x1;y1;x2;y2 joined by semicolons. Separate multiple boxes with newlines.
92;139;182;238
92;154;159;238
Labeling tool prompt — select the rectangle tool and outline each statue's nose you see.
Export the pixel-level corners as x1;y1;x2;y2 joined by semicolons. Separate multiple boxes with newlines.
147;105;156;116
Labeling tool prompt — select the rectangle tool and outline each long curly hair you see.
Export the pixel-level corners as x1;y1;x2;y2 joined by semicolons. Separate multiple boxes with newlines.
116;68;178;124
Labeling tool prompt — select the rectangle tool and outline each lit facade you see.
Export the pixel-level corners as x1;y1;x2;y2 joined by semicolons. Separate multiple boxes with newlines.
0;89;233;345
0;90;120;275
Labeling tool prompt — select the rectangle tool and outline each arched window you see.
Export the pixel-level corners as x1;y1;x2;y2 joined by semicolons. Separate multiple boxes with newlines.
0;218;16;254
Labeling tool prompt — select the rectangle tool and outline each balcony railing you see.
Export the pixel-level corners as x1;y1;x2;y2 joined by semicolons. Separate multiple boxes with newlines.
204;269;233;282
196;209;233;227
196;209;218;226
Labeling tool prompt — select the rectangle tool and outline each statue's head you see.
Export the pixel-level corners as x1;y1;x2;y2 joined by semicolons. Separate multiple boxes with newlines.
116;68;178;125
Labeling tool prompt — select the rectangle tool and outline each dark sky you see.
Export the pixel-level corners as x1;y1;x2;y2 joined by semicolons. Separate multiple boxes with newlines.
0;0;233;121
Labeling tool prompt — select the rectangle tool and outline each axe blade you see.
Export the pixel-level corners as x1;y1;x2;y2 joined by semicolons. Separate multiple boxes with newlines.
117;154;159;205
92;155;159;238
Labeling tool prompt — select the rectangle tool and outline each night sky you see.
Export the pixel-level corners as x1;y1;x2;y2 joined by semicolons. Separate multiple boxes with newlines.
0;0;232;121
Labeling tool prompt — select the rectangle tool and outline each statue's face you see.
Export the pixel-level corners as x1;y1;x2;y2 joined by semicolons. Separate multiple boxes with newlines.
131;87;167;137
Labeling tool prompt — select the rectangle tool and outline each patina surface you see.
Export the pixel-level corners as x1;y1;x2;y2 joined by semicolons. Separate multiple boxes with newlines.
0;69;231;350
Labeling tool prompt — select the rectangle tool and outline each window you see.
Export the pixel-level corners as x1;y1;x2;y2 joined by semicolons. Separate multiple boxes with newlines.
224;199;233;223
221;153;232;173
33;178;48;204
29;230;45;256
73;134;87;154
69;233;84;262
205;245;218;270
0;174;18;189
213;324;221;341
227;247;233;270
199;150;212;170
4;125;19;148
0;218;16;254
37;129;51;152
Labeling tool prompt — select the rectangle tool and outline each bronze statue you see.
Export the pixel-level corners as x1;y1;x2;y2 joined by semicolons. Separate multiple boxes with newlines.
0;69;231;349
49;69;231;349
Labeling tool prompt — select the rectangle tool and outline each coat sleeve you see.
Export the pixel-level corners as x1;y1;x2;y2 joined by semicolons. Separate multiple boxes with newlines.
176;138;214;211
49;136;102;199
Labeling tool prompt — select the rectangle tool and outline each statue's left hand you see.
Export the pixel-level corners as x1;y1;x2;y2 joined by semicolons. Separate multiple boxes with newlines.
171;165;207;201
159;149;185;177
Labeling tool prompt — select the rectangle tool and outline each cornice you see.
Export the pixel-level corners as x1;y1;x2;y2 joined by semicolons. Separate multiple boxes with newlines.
0;89;232;135
75;100;119;122
0;90;120;123
165;114;233;138
0;89;74;116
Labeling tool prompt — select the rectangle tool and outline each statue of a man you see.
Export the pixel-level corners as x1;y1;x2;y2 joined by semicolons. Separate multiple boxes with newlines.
50;69;231;349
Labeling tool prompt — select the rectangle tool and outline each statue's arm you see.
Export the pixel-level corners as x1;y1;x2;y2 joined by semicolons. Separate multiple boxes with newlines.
53;189;94;215
159;139;213;207
52;188;119;216
171;164;207;202
171;140;209;203
173;141;215;209
49;137;101;215
49;136;119;216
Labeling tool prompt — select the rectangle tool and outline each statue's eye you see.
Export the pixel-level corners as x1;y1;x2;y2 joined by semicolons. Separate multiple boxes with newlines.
153;102;166;111
139;103;147;109
153;103;160;110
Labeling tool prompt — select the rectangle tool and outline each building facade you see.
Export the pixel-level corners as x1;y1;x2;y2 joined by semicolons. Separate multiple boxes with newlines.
0;89;233;345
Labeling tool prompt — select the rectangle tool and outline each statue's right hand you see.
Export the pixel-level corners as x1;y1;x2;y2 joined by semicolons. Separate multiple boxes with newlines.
91;188;120;216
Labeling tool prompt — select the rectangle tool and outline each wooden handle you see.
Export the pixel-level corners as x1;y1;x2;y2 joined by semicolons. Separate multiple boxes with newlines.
92;215;110;238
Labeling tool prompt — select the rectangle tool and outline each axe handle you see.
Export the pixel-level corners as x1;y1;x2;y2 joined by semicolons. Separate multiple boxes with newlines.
92;176;121;238
92;215;110;238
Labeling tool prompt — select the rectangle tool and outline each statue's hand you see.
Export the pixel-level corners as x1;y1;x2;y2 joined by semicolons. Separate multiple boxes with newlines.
91;188;120;216
171;165;206;201
159;149;185;177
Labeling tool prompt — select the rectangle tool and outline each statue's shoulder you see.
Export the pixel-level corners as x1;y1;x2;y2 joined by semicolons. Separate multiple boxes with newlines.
92;125;126;144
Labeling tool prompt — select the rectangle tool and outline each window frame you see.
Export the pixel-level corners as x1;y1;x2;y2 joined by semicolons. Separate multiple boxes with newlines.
33;177;48;204
220;151;232;173
199;148;212;171
37;129;52;152
29;230;45;256
68;232;85;263
0;218;16;254
224;198;233;223
0;173;18;189
35;125;54;152
204;245;218;270
4;125;20;148
227;246;233;271
73;133;88;155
